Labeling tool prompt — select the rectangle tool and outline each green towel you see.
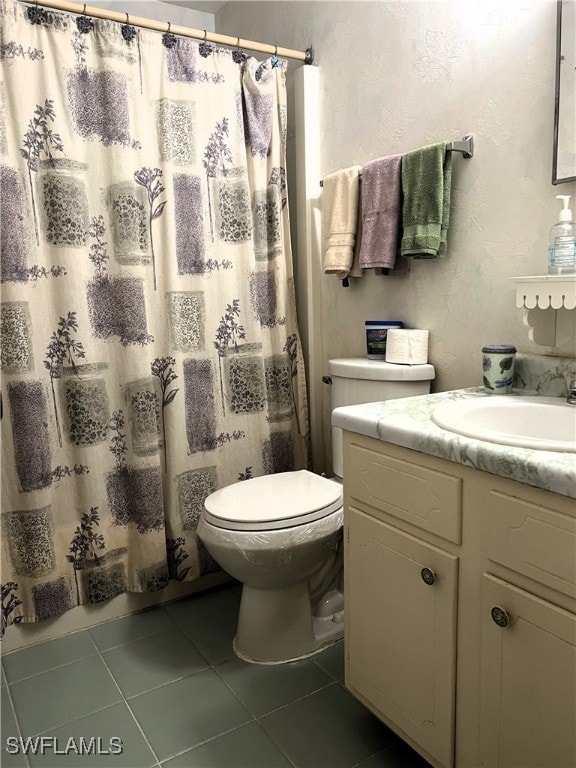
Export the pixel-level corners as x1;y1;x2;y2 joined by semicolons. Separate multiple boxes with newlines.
400;142;452;259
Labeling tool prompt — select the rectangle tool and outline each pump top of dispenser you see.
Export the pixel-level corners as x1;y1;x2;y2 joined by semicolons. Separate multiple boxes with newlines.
556;195;573;222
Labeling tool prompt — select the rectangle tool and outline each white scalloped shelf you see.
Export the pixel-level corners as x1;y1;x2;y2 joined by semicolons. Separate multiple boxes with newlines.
511;275;576;346
512;275;576;310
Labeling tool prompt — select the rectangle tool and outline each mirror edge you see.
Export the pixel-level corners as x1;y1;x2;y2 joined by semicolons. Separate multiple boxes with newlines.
552;0;576;185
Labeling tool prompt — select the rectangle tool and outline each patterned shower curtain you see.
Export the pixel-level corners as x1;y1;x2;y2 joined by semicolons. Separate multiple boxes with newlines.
0;0;309;636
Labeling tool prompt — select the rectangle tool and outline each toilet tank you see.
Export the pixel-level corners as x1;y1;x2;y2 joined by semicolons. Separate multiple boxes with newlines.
328;358;435;478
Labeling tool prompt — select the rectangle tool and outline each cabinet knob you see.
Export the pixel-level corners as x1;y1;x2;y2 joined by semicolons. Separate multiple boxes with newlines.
491;606;510;628
420;567;436;585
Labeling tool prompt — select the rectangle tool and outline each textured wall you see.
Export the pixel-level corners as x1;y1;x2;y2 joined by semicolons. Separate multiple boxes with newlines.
217;0;576;402
92;0;216;31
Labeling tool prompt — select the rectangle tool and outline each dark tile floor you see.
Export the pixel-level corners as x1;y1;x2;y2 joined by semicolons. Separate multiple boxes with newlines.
1;583;431;768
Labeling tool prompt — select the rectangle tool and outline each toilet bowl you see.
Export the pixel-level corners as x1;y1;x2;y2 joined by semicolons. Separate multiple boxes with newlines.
198;469;344;664
198;358;436;664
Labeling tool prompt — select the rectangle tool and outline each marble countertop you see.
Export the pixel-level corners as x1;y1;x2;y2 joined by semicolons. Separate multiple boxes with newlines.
332;387;576;499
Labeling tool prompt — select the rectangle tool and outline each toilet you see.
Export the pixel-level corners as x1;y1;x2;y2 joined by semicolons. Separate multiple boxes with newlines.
197;358;435;664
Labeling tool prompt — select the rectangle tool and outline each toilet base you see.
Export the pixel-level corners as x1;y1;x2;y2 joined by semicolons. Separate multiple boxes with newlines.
233;582;344;664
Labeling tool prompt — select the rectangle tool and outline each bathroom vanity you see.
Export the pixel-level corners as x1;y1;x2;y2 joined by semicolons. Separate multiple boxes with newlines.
334;382;576;768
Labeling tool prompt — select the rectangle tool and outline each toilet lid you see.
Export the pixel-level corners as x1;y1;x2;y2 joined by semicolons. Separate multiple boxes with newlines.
203;470;343;531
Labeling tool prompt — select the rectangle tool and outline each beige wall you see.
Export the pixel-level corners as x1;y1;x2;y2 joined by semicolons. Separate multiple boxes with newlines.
92;0;216;29
217;1;576;389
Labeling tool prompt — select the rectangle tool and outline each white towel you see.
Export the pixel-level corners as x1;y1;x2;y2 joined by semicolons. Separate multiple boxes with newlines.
322;166;362;278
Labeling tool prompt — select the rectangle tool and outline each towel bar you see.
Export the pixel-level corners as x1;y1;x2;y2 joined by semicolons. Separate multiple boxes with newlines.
319;135;474;186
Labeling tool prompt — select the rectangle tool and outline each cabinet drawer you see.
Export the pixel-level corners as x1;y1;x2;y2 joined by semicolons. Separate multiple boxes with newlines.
348;443;462;544
482;489;576;598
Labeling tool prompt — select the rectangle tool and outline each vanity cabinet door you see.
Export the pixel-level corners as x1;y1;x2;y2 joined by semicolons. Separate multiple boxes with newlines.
480;574;576;768
345;507;458;768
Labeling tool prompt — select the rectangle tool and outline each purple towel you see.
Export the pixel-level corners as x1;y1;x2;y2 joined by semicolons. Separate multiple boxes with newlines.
359;154;403;270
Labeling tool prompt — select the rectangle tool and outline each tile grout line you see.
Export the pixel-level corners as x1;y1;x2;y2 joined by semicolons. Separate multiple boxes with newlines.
256;679;339;721
93;606;251;764
4;641;127;740
4;635;142;739
159;653;261;761
210;659;337;767
2;632;102;686
150;636;306;767
86;604;189;653
2;674;32;768
89;617;193;655
5;588;348;768
156;655;300;768
6;644;168;753
156;720;257;767
0;603;172;660
2;590;236;667
5;664;336;768
109;590;240;763
95;644;163;768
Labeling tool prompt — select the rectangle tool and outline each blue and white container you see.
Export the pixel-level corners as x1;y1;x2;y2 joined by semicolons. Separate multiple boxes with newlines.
482;344;516;394
365;321;403;359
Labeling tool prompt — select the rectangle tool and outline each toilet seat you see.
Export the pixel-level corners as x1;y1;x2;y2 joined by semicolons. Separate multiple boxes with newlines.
203;469;343;531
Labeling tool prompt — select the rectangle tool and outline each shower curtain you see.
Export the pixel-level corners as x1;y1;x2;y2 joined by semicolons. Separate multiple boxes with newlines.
0;0;309;636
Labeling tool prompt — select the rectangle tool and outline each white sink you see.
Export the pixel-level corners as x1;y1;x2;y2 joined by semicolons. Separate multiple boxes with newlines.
431;396;576;452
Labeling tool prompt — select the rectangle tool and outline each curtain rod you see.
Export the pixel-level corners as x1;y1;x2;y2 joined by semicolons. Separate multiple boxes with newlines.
18;0;314;63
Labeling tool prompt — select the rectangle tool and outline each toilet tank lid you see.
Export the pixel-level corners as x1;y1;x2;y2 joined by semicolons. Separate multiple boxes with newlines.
328;358;435;381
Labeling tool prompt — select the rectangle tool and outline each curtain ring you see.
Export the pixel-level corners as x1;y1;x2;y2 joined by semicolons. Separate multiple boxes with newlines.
162;19;176;48
82;4;87;15
274;44;278;56
125;12;129;23
236;36;241;49
203;29;207;42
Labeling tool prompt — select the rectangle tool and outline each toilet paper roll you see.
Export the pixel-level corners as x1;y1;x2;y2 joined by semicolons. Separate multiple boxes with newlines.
385;329;429;364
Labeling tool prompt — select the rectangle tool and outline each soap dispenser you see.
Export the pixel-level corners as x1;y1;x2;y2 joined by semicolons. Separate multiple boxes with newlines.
548;195;576;275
